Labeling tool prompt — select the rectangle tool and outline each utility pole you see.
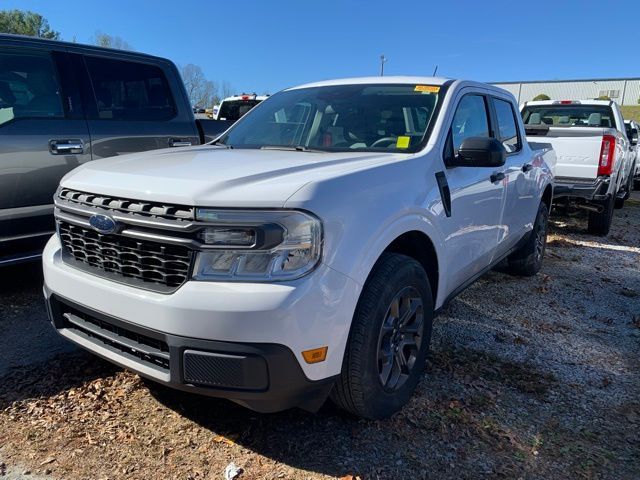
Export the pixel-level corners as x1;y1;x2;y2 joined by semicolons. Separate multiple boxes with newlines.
380;54;386;76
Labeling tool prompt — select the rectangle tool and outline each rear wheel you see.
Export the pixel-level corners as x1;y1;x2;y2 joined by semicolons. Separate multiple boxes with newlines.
587;195;614;236
331;253;433;419
505;201;549;276
623;165;636;200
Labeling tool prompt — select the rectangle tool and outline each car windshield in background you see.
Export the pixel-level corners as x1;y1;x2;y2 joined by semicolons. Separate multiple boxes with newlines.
218;84;441;153
217;99;262;121
522;105;615;128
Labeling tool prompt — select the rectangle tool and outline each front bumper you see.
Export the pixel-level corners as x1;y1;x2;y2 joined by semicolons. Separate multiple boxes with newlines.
553;176;611;201
42;235;360;412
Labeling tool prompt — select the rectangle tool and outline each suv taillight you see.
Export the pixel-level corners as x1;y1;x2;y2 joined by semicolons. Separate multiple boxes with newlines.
598;135;616;176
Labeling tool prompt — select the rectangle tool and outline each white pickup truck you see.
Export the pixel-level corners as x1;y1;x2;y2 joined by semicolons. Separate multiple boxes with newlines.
625;119;640;190
521;100;637;235
43;77;554;419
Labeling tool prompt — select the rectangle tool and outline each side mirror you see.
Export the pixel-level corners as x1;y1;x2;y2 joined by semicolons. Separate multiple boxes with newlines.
630;128;638;146
447;137;506;168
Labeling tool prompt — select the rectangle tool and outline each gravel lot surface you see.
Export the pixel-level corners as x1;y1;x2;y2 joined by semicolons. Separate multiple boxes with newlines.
1;193;639;480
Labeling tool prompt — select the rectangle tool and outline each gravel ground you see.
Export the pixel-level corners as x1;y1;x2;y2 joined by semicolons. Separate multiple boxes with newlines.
0;193;638;480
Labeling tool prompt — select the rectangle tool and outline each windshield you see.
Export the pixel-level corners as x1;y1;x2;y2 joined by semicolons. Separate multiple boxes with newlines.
217;99;262;121
217;84;442;152
522;105;615;128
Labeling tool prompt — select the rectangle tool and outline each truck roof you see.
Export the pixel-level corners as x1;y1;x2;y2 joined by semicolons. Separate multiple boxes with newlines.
0;33;168;62
524;99;614;107
287;76;516;98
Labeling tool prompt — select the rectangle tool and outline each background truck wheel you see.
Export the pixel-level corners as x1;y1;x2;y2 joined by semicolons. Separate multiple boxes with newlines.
623;165;636;200
505;201;549;277
587;195;614;236
331;252;433;419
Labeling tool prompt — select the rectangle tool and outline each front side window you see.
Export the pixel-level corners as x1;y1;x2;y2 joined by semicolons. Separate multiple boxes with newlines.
218;84;442;153
84;56;176;121
493;98;520;153
449;94;489;155
0;51;64;126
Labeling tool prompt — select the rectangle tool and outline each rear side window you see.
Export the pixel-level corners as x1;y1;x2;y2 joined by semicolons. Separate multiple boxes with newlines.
84;56;176;121
0;50;64;126
493;98;521;153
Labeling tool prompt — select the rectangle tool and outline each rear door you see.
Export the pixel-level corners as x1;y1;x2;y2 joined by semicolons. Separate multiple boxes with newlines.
440;91;506;294
490;95;536;255
79;54;199;159
0;46;91;260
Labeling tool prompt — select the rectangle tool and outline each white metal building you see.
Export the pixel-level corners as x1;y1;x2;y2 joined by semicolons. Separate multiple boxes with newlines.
493;78;640;105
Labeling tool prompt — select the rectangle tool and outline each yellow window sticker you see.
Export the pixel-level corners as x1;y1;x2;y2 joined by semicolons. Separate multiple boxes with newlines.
396;136;410;149
414;85;440;93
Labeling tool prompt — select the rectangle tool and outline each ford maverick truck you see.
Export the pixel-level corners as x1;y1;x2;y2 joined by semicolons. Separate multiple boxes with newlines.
43;77;554;418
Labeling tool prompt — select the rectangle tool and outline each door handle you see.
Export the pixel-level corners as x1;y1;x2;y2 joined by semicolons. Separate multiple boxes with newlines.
490;172;506;183
49;140;84;155
169;138;192;147
522;163;533;173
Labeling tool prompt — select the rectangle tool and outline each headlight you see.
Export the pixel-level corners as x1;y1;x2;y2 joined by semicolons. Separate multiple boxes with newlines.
192;209;322;281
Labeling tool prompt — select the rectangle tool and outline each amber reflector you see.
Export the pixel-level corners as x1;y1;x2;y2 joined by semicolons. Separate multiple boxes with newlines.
301;347;328;364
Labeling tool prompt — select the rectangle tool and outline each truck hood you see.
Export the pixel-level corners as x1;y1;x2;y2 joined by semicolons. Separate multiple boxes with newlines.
61;145;402;207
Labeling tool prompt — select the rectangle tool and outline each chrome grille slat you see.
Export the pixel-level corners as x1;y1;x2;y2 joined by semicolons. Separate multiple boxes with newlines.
58;188;195;221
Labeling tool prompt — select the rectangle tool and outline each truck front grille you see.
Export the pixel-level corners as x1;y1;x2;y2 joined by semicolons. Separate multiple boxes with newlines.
54;297;171;373
58;221;193;291
58;188;195;222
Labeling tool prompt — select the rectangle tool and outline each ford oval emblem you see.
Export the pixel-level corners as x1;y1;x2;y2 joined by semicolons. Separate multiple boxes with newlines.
89;214;117;234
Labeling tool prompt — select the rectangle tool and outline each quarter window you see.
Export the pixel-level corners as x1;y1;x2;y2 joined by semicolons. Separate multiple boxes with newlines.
84;56;176;121
0;51;64;126
493;98;520;153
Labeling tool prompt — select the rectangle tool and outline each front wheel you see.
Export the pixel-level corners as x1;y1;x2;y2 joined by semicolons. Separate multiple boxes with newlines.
505;201;549;277
331;253;433;419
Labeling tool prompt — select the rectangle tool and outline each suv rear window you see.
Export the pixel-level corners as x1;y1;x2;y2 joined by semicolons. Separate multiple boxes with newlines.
85;56;176;121
0;51;64;126
522;105;615;128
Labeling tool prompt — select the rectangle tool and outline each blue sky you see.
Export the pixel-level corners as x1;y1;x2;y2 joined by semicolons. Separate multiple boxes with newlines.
5;0;639;94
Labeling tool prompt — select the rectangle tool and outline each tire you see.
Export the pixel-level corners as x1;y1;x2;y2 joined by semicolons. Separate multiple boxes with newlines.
587;195;614;236
331;253;433;419
623;165;636;200
635;179;640;191
505;201;549;277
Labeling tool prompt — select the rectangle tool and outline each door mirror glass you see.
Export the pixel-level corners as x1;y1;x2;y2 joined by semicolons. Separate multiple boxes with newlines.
631;128;638;146
448;136;506;168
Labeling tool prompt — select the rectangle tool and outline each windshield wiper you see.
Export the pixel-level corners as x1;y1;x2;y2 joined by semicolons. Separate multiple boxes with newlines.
260;145;326;153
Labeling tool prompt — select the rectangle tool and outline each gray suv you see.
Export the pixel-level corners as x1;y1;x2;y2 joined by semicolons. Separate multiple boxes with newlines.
0;34;230;265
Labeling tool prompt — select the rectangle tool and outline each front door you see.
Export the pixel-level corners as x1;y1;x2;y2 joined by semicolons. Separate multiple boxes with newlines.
439;92;506;296
0;47;91;261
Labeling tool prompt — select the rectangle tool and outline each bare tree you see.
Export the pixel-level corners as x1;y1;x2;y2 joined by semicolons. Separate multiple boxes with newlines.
181;64;219;108
220;81;234;99
93;31;134;51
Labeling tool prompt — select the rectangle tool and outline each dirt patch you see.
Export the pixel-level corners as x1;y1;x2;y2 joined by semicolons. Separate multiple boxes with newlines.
1;193;639;479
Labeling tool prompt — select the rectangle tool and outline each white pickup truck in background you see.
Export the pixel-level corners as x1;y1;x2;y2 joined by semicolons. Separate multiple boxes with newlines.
625;119;640;190
521;100;637;235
